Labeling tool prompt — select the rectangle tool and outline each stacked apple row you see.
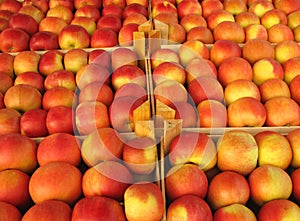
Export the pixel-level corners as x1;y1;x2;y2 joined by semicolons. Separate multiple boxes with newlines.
161;129;300;220
151;0;300;44
0;0;150;52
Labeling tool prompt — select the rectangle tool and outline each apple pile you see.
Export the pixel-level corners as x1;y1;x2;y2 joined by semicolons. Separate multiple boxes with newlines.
0;0;149;52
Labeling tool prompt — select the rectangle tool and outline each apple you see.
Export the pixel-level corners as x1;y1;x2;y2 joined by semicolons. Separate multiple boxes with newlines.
0;28;29;52
177;0;202;19
0;9;13;20
46;106;75;135
0;71;13;94
123;136;157;175
178;39;210;67
71;16;96;36
42;87;76;111
186;58;217;84
90;27;118;48
283;56;300;84
264;96;300;126
97;14;122;33
37;132;81;167
167;194;213;221
102;4;123;18
214;204;257;221
48;0;74;11
287;128;300;168
291;168;300;202
46;5;73;23
180;13;207;33
4;84;42;113
153;12;178;24
173;101;198;128
103;0;126;9
168;131;217;171
235;11;260;28
126;0;148;7
72;196;127;221
287;10;300;29
114;83;147;102
79;82;114;107
44;70;76;91
29;161;82;205
207;171;250;210
259;78;291;102
82;161;132;201
242;38;275;65
213;21;245;43
13;50;40;76
165;163;208;201
274;39;300;64
201;0;224;18
8;12;38;35
268;23;294;43
29;31;59;51
74;5;101;22
210;39;242;67
0;169;30;209
188;76;224;105
274;0;300;15
118;23;139;46
0;133;37;173
186;26;214;44
216;130;258;175
290;75;300;104
244;23;268;42
75;63;111;90
153;61;186;85
74;0;102;9
20;108;48;138
0;0;22;13
248;0;274;18
0;108;21;135
22;0;49;14
150;48;180;70
248;165;292;206
58;24;90;49
18;5;45;23
21;200;72;221
80;127;124;167
88;49;111;69
111;47;138;71
260;8;287;29
123;12;147;26
64;48;88;74
167;22;186;44
38;50;64;77
111;64;146;90
151;1;177;18
124;182;164;221
0;53;14;78
223;0;247;15
38;17;68;35
0;201;22;221
224;79;261;106
122;3;148;18
206;9;235;30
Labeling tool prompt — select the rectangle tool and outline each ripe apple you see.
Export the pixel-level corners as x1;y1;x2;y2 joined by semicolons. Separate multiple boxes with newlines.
102;4;123;18
287;10;300;29
46;5;73;24
274;39;300;64
167;22;186;44
71;16;97;36
0;71;13;94
23;0;49;14
111;47;138;71
168;131;217;171
13;50;40;76
223;0;247;15
206;9;235;30
124;182;164;221
153;11;178;24
248;165;292;206
4;84;42;113
48;0;74;11
20;108;48;138
82;161;132;201
283;56;300;84
58;24;90;49
268;23;294;43
46;106;74;135
122;3;148;18
103;0;126;9
74;5;101;22
244;23;268;42
97;14;122;33
0;17;9;32
80;127;124;167
21;200;72;221
0;9;13;20
0;201;22;221
186;26;214;44
38;50;64;76
235;11;260;28
74;0;102;8
0;108;21;135
264;96;300;126
290;75;300;104
213;21;245;43
8;12;38;35
213;203;257;221
153;61;186;85
114;83;147;102
0;52;14;78
186;58;217;84
167;194;213;221
0;133;37;173
210;39;242;67
123;12;147;26
291;168;300;202
150;48;180;70
0;0;22;13
207;171;250;210
274;0;300;15
72;196;127;221
165;163;208;201
18;5;45;23
29;31;59;51
260;8;287;29
64;48;88;73
177;0;202;19
259;78;291;102
44;70;76;91
173;101;198;128
90;27;118;48
29;161;82;205
217;130;258;175
88;49;111;69
248;0;274;18
118;23;139;46
201;0;224;18
38;17;68;35
287;128;300;168
151;1;177;18
180;13;207;33
42;87;76;111
0;28;29;52
126;0;148;7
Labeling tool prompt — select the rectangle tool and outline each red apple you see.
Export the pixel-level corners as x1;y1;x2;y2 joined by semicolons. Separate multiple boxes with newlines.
290;75;300;104
248;0;274;18
88;49;111;69
74;5;101;22
274;0;300;15
244;23;268;42
18;5;45;23
177;0;202;19
287;128;300;168
101;4;123;18
291;168;300;202
235;11;260;28
213;21;245;43
114;83;147;102
0;71;13;94
283;56;300;84
122;3;148;19
126;0;148;7
151;1;177;18
38;50;64;76
153;11;178;24
48;0;74;11
71;16;96;36
13;50;40;76
186;26;214;44
103;0;126;9
64;48;88;73
42;87;76;111
206;9;235;30
186;58;217;84
111;47;138;71
8;12;38;35
150;48;180;70
0;201;22;221
173;101;198;128
223;0;247;15
259;78;291;102
74;0;102;9
268;23;294;43
123;12;148;26
90;27;118;48
0;28;29;52
29;31;59;51
20;108;48;138
0;9;13;20
0;0;22;13
274;39;300;64
0;17;8;31
38;17;68;35
0;108;21;135
213;204;257;221
23;0;49;14
153;61;186;85
97;14;122;33
44;70;76;91
201;0;224;18
118;23;139;46
46;5;73;24
58;24;90;49
0;53;14;78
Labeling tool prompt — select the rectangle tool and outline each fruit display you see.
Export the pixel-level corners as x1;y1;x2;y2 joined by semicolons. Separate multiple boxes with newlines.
0;0;300;220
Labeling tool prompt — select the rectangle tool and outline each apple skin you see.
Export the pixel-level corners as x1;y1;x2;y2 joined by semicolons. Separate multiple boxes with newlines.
283;56;300;84
217;130;258;176
42;87;76;111
44;70;76;91
38;50;64;77
168;131;217;171
46;106;74;135
21;200;72;221
153;61;186;85
124;182;164;221
258;199;300;221
111;47;138;71
123;13;147;26
114;83;147;102
201;0;224;19
46;5;73;24
260;8;287;29
213;21;245;43
0;133;37;173
29;161;82;205
72;196;126;221
0;0;22;13
102;4;123;18
0;28;30;52
268;23;294;43
213;203;257;221
244;24;268;42
165;163;208;201
103;0;126;9
8;12;38;36
235;11;260;28
122;3;148;19
23;0;49;14
0;108;21;135
118;23;139;46
64;48;88;74
13;50;40;76
74;0;102;9
0;17;8;32
287;128;300;168
20;108;48;138
0;201;22;221
48;0;74;11
90;27;118;48
80;127;124;167
150;48;180;70
206;9;235;30
248;0;274;18
30;31;59;51
291;168;300;202
38;17;68;35
274;0;300;15
173;101;198;128
248;165;292;206
186;26;214;44
74;5;101;22
0;71;13;94
180;13;207;33
154;11;178;24
151;1;177;18
167;194;213;221
0;53;14;78
259;78;291;103
71;16;97;36
18;5;45;23
82;161;133;201
290;75;300;104
186;58;217;84
264;96;300;126
0;169;31;210
58;24;90;49
97;14;122;33
223;0;247;15
177;0;202;19
37;133;81;167
88;49;111;69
